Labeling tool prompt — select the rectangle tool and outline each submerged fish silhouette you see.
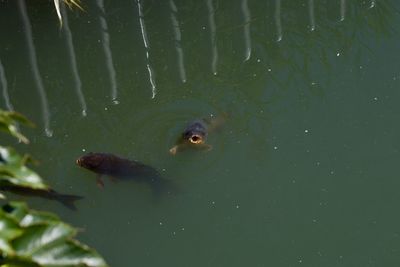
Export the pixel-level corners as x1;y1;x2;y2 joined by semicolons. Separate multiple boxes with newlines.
0;185;83;210
76;152;176;195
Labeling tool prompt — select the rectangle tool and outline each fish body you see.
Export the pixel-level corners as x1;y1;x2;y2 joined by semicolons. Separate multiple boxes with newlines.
76;152;176;195
77;152;157;181
0;185;83;210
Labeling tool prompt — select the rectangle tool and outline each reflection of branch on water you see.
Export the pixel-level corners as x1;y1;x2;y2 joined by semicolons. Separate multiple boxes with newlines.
211;0;397;114
340;0;346;21
97;0;119;104
136;0;157;99
170;0;187;83
0;63;23;138
309;0;315;31
0;59;14;111
242;0;251;61
275;0;282;42
207;0;218;75
61;3;87;117
18;0;52;137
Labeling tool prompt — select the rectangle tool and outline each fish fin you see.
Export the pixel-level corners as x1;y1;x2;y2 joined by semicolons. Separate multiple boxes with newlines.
201;144;213;151
56;193;84;211
207;113;228;132
169;145;178;155
150;178;179;198
169;143;190;155
96;176;105;189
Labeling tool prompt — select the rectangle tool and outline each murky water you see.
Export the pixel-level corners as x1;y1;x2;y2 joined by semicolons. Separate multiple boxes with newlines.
1;0;400;266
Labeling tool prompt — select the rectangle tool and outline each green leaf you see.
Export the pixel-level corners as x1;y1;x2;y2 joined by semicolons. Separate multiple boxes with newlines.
0;215;23;254
0;110;34;144
0;202;108;267
0;146;48;190
4;112;35;128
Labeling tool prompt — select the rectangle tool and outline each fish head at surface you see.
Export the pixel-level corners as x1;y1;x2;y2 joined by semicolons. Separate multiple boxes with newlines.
76;152;105;171
183;121;207;145
169;119;210;155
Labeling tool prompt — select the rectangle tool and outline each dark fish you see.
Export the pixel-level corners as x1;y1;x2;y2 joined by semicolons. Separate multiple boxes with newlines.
76;152;176;195
0;185;83;210
170;114;227;155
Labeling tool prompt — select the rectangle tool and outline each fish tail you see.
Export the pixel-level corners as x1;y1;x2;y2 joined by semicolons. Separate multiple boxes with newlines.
150;178;179;197
55;193;84;210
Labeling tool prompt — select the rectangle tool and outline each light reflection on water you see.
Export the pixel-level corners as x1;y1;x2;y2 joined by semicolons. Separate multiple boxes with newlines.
0;58;14;111
17;0;53;137
96;0;119;104
170;0;187;83
61;2;87;117
136;0;157;99
207;0;218;75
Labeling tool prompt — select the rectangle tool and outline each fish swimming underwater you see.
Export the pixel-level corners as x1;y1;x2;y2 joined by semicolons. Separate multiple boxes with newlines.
76;152;176;195
169;113;227;155
0;185;83;210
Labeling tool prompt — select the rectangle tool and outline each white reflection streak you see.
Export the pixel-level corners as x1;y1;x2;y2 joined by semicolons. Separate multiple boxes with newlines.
18;0;52;137
275;0;282;42
242;0;251;61
137;0;156;99
0;59;14;111
340;0;346;21
207;0;218;75
61;4;87;116
97;0;119;104
309;0;315;31
170;0;187;83
370;0;376;8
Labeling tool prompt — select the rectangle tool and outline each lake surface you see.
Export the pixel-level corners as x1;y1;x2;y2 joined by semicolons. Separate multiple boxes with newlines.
1;0;400;266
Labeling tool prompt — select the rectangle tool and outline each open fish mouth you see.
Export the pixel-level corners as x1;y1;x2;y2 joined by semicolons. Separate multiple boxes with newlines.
189;134;203;144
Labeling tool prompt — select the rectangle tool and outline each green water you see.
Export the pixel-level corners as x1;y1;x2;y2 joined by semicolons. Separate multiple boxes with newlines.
1;0;400;266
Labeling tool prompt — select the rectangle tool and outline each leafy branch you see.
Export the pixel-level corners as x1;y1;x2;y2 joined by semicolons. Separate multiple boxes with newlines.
53;0;84;26
0;109;108;267
0;202;107;267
